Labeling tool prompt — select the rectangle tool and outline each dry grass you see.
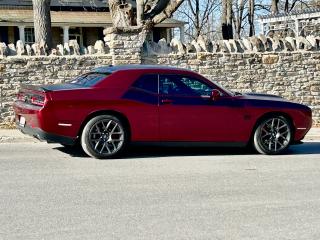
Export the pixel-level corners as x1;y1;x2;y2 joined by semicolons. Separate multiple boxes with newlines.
0;121;16;129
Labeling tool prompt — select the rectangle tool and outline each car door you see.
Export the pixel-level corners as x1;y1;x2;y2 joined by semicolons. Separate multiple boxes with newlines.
158;74;246;142
122;74;159;141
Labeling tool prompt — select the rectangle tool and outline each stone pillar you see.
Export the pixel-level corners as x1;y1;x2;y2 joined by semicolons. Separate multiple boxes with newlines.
63;26;69;44
166;29;171;43
179;26;185;43
18;26;25;43
104;27;146;65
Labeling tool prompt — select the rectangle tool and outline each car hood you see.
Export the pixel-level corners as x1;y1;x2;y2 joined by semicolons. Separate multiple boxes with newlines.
236;92;312;112
241;92;288;102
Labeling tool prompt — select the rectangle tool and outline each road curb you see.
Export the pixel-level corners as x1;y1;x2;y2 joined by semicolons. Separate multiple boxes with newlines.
1;128;320;143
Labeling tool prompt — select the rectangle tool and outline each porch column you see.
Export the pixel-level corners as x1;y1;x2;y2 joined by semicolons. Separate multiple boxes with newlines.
179;26;185;43
260;21;264;35
63;26;69;43
18;26;25;43
295;19;299;36
166;29;171;43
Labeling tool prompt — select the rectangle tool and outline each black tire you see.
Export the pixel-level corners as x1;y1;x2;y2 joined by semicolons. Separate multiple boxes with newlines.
253;115;292;155
81;114;128;159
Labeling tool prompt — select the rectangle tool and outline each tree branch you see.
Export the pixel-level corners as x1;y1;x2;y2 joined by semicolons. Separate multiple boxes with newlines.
152;0;185;24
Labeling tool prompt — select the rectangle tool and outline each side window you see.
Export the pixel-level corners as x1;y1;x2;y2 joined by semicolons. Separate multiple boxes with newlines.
132;74;158;94
159;75;213;96
180;77;213;96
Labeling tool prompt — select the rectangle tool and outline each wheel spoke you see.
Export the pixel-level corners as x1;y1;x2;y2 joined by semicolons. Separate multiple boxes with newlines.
101;121;105;129
110;123;118;134
278;141;285;148
105;144;111;154
105;120;112;131
94;139;102;150
268;140;272;150
278;124;287;130
280;129;289;136
95;125;101;134
261;127;270;136
99;142;106;153
111;142;116;150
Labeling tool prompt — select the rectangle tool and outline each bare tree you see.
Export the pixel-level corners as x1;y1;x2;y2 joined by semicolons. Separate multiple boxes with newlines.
233;0;246;39
283;0;311;12
110;0;185;30
175;0;219;40
32;0;52;49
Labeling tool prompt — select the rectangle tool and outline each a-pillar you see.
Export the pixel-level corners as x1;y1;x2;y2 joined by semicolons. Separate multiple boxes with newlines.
63;26;69;43
18;26;25;43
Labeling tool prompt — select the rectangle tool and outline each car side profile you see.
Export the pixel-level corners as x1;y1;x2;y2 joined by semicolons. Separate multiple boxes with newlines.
13;65;312;158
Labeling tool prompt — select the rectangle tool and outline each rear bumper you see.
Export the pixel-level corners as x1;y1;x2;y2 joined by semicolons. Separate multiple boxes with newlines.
16;123;76;146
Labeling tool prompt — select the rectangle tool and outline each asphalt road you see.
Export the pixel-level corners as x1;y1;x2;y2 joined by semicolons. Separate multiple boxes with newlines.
1;141;320;240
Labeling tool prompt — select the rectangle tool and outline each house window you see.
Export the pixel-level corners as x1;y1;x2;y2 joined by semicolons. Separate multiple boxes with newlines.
25;28;35;45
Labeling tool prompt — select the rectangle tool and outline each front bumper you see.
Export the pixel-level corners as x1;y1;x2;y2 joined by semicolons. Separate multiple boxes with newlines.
17;123;76;146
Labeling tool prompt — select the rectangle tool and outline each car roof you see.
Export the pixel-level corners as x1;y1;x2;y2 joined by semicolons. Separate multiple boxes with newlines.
93;65;192;74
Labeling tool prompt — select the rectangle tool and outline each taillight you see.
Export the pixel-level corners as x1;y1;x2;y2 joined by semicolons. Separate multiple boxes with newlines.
16;90;46;107
31;95;45;106
17;92;25;101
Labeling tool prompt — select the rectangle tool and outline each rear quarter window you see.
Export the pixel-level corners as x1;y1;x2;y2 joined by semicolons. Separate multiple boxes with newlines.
132;74;158;93
69;73;110;87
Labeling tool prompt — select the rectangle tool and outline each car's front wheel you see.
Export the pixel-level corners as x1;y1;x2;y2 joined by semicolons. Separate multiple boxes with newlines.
253;116;292;155
81;115;127;159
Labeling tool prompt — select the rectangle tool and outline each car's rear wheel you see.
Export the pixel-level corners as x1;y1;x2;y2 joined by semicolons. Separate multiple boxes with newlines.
253;116;292;155
81;115;127;159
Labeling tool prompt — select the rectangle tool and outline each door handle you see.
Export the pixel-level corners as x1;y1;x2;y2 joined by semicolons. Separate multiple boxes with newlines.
161;99;173;104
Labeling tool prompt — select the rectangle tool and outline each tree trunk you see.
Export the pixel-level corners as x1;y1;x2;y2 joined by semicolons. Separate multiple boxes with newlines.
284;0;289;12
32;0;52;49
226;0;233;39
233;0;244;39
248;0;255;36
271;0;279;14
152;0;185;25
222;0;233;39
195;0;200;38
221;0;228;39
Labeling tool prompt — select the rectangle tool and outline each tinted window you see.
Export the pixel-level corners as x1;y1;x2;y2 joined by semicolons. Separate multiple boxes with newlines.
69;73;109;87
132;74;158;93
159;75;213;96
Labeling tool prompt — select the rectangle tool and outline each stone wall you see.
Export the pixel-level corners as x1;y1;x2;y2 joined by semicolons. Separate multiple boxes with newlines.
0;51;319;127
0;55;112;127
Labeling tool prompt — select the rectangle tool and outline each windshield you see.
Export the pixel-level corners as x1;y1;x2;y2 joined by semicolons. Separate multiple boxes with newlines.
69;73;110;87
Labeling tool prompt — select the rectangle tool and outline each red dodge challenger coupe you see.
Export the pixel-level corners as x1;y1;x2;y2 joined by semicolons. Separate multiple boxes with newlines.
14;65;312;158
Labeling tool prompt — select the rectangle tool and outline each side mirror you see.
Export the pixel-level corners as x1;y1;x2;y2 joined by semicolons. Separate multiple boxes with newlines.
210;89;222;101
